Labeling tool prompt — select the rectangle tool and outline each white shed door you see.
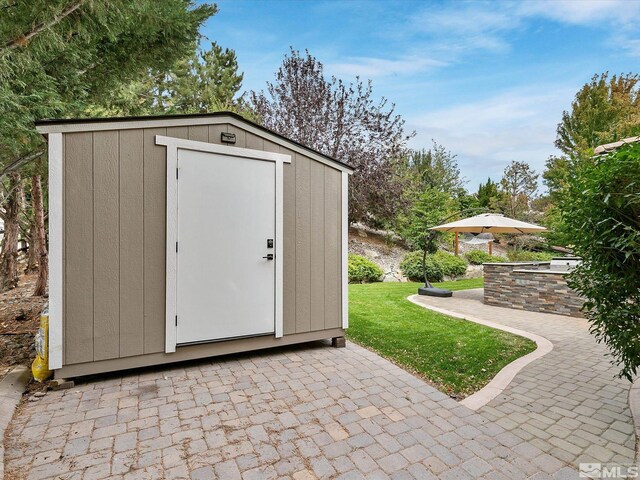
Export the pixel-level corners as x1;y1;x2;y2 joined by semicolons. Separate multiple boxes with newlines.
176;149;276;344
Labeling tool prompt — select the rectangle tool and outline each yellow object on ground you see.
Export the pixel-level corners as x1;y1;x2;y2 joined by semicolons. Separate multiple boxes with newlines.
32;304;52;382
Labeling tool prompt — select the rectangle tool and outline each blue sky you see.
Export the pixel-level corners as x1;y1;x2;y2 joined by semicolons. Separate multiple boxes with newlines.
203;0;640;191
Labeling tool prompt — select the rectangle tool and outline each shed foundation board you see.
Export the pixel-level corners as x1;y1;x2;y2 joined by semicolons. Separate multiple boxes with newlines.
55;328;345;379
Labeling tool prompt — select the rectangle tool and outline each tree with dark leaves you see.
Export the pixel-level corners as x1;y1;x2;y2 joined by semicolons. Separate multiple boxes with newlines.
250;48;413;226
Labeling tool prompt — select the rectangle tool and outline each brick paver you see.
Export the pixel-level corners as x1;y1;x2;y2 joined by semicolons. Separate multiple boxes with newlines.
413;288;637;470
6;339;577;479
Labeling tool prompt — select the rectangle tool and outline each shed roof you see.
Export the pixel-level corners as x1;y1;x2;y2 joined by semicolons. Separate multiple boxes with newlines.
35;111;354;173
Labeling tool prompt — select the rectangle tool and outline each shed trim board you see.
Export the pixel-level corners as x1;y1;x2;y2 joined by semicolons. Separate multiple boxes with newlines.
48;133;63;370
341;171;349;329
157;135;290;353
36;112;354;174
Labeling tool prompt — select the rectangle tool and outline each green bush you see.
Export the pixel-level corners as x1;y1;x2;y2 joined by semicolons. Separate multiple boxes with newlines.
400;251;444;282
434;250;468;278
465;250;507;265
562;143;640;380
506;250;555;262
348;254;383;283
400;250;468;281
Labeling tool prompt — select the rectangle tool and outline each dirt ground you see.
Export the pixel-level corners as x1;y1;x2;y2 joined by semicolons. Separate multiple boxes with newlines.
0;274;47;381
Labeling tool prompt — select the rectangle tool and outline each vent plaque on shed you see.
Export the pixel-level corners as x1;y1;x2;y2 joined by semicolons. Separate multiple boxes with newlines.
221;132;236;144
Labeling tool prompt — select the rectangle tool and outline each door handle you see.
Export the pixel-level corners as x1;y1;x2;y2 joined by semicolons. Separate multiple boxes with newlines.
262;254;274;260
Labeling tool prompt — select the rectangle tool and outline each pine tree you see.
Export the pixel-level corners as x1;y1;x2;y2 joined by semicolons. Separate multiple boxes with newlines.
477;178;499;208
0;0;217;292
96;42;249;117
169;43;244;112
398;143;464;194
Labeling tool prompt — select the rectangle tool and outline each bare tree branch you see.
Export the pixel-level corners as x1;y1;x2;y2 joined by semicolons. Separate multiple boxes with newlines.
0;150;45;182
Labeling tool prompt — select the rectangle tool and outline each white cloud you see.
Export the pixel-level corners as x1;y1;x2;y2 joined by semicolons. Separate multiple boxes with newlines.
326;56;448;79
412;5;514;37
407;85;576;187
618;36;640;57
395;3;517;57
518;0;640;60
389;0;640;61
518;0;640;26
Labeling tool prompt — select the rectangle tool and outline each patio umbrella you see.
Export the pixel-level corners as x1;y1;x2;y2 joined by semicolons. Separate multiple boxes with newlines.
418;213;546;298
430;213;547;234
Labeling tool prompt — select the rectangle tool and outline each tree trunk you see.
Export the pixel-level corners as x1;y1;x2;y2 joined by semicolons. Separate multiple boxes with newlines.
32;174;48;297
0;172;22;292
25;226;39;274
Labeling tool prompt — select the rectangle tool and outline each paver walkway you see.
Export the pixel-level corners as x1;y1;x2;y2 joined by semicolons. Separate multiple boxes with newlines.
413;288;637;470
5;341;577;479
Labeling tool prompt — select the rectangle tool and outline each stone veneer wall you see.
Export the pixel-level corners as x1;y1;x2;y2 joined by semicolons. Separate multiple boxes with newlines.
483;262;584;318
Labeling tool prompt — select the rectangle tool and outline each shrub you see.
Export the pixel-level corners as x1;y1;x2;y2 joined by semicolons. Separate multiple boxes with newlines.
465;250;507;265
562;143;640;379
400;250;469;281
400;251;444;282
506;250;555;262
434;250;468;278
348;254;383;283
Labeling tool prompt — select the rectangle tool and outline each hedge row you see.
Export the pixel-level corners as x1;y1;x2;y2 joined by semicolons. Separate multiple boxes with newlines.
464;250;507;265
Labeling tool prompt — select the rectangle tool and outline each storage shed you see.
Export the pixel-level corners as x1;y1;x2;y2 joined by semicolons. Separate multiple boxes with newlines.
36;112;353;378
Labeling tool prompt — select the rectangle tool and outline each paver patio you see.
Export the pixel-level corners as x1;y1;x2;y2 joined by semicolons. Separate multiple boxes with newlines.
413;288;637;469
5;339;577;479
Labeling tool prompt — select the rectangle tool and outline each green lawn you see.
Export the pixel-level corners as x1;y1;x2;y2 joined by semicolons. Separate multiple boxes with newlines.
347;279;536;398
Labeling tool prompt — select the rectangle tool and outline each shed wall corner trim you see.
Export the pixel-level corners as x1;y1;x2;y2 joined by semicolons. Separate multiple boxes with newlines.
341;172;349;329
48;133;63;370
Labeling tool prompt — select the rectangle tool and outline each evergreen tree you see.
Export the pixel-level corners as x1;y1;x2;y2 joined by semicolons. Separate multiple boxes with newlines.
100;41;248;116
398;143;464;194
477;178;499;208
1;0;217;160
170;43;244;112
0;0;216;292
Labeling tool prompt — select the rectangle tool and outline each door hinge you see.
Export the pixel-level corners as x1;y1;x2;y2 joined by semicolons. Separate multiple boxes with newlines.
176;168;179;179
175;315;178;326
176;241;178;252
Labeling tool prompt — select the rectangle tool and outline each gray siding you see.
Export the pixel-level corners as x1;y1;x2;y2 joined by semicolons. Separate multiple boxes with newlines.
62;122;344;366
119;129;144;357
